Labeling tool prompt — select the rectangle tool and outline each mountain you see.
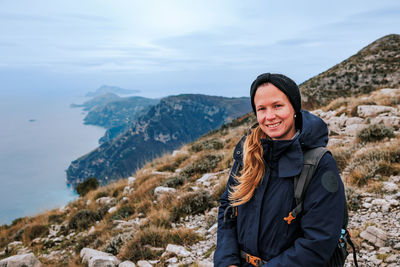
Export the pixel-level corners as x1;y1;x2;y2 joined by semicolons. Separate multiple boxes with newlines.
66;94;251;186
83;96;160;143
300;34;400;109
85;85;140;97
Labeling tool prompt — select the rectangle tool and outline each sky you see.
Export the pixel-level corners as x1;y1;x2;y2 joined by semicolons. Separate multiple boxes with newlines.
0;0;399;98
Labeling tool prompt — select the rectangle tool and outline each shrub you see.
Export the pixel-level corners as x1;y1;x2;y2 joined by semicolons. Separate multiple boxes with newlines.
357;124;395;143
171;190;214;221
112;205;135;220
68;209;101;231
23;224;49;243
48;214;65;224
190;138;224;152
330;146;352;173
345;187;361;211
162;176;185;188
120;226;201;262
76;177;99;197
156;154;189;172
180;154;223;180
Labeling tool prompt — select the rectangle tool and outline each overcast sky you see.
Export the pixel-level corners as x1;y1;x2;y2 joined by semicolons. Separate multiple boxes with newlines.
0;0;399;98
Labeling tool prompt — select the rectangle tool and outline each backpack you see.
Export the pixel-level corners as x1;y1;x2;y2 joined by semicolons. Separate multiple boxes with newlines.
224;146;358;267
286;147;358;267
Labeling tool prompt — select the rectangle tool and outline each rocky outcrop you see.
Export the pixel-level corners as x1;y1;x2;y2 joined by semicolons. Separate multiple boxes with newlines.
80;248;120;267
0;253;42;267
300;34;400;108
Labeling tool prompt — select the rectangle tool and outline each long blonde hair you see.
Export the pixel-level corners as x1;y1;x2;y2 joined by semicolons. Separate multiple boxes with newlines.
229;125;267;206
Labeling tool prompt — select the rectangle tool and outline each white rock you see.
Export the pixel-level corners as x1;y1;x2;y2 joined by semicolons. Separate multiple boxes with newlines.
128;177;136;185
371;199;388;207
86;199;92;206
8;241;23;248
371;116;400;127
383;182;399;192
89;255;120;267
378;247;391;254
80;248;119;266
197;260;213;267
137;260;152;267
360;226;387;247
89;226;96;235
386;254;398;263
196;173;217;184
166;257;178;264
165;244;190;258
154;186;176;197
119;261;136;267
207;223;218;235
357;105;397;118
123;186;134;196
108;207;118;213
344;124;367;136
96;197;116;206
345;117;364;126
0;253;42;267
389;199;399;207
362;203;372;209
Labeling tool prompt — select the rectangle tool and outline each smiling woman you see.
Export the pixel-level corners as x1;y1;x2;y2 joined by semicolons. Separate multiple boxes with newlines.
215;73;350;266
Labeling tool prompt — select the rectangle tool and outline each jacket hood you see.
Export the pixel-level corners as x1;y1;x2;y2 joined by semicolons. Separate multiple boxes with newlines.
261;110;328;178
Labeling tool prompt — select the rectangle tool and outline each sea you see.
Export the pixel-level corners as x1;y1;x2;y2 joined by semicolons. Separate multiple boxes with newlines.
0;92;105;225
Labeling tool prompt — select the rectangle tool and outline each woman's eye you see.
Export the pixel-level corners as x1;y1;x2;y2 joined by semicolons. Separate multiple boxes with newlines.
274;104;282;108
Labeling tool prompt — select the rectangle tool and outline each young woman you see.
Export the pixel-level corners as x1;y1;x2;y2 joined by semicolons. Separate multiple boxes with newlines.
214;73;345;266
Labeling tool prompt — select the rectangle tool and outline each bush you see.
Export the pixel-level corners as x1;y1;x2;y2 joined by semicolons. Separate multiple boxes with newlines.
68;209;101;231
190;138;224;152
180;154;223;180
357;124;395;143
76;177;99;197
156;154;189;172
120;226;201;262
112;205;135;220
23;224;49;243
171;190;214;221
162;176;185;188
48;214;65;224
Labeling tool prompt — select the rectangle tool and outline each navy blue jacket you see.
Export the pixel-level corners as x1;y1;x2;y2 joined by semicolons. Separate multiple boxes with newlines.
214;110;345;267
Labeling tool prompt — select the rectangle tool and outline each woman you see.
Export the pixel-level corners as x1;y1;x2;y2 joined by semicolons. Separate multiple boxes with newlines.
214;73;345;266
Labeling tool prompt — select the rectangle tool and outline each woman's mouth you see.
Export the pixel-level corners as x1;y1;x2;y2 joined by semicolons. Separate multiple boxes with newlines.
267;122;281;128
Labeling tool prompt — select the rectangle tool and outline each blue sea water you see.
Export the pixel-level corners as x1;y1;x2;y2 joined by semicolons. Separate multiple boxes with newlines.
0;92;105;225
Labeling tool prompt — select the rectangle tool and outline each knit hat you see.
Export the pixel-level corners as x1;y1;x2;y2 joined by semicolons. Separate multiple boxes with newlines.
250;73;301;115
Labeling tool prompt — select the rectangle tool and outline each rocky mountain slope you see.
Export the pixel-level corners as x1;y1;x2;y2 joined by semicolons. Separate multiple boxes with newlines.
1;88;400;267
300;34;400;109
66;94;251;186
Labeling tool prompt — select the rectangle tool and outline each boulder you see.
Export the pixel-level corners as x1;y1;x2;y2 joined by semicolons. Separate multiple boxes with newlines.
154;186;176;198
80;248;120;267
370;116;400;127
165;244;190;258
344;124;367;136
360;226;387;247
196;173;217;185
136;260;152;267
383;182;399;192
357;105;397;118
0;253;42;267
119;261;136;267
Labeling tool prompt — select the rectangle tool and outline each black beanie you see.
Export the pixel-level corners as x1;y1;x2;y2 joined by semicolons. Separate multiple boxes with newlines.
250;73;301;115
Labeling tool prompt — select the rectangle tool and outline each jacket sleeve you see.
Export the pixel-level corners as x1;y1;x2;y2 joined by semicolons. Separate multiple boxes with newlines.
264;153;345;267
214;159;242;267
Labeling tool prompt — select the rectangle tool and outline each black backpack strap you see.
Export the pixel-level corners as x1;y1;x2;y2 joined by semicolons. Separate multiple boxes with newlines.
284;147;329;224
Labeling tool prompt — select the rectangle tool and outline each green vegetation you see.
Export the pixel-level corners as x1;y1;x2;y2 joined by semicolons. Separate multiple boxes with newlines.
357;124;395;143
76;177;99;197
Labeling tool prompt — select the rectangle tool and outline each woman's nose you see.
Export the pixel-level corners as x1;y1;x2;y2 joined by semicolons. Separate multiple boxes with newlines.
264;109;276;120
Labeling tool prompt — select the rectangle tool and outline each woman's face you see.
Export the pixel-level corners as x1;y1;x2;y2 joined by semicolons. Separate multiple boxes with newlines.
254;83;296;140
